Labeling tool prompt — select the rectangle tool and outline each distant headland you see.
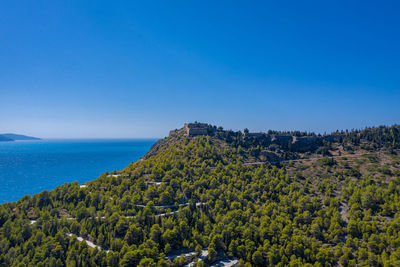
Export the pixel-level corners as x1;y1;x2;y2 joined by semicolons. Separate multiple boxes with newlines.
0;133;41;142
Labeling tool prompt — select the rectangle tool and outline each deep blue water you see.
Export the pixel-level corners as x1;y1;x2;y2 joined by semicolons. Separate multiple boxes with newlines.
0;139;156;203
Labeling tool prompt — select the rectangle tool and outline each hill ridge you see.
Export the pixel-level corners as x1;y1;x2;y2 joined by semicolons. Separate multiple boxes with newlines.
1;122;400;266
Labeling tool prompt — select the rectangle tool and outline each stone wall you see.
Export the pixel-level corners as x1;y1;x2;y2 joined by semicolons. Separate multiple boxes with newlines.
184;123;209;136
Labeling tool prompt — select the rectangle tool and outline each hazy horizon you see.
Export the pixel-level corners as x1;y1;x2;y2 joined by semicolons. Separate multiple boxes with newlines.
2;122;400;140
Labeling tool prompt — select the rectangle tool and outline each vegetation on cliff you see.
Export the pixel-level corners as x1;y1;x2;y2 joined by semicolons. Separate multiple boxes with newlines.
0;124;400;266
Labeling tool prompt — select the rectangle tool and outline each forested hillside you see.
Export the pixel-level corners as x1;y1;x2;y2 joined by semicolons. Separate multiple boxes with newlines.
1;124;400;266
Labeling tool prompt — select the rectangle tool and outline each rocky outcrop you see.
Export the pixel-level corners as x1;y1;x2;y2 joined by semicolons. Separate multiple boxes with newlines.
244;132;265;138
291;136;321;152
270;135;292;145
166;123;343;153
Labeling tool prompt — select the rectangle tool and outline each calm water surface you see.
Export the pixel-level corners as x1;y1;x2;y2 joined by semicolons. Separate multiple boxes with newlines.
0;139;156;203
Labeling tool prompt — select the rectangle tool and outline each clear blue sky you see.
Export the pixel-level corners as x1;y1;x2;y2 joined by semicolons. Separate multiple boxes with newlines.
0;1;399;138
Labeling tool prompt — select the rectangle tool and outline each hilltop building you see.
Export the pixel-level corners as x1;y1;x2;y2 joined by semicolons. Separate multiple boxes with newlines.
184;123;209;136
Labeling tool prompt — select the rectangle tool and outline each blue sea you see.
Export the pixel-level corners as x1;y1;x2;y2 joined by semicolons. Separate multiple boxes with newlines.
0;139;156;203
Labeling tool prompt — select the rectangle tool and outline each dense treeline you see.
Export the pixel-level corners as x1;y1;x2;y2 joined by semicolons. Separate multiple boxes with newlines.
201;124;400;154
341;125;400;151
0;125;400;266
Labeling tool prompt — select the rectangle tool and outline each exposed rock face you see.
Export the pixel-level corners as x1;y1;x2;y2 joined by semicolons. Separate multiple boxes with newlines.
184;123;209;136
169;129;179;137
291;136;321;152
270;135;340;152
270;135;292;145
169;123;343;153
245;132;265;138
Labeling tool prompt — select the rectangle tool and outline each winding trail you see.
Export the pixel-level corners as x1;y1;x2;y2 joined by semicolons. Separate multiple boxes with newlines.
244;149;400;166
340;201;349;224
66;233;108;252
133;202;206;209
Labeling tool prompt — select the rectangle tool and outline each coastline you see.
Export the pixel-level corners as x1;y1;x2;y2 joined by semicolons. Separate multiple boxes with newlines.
0;139;156;203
